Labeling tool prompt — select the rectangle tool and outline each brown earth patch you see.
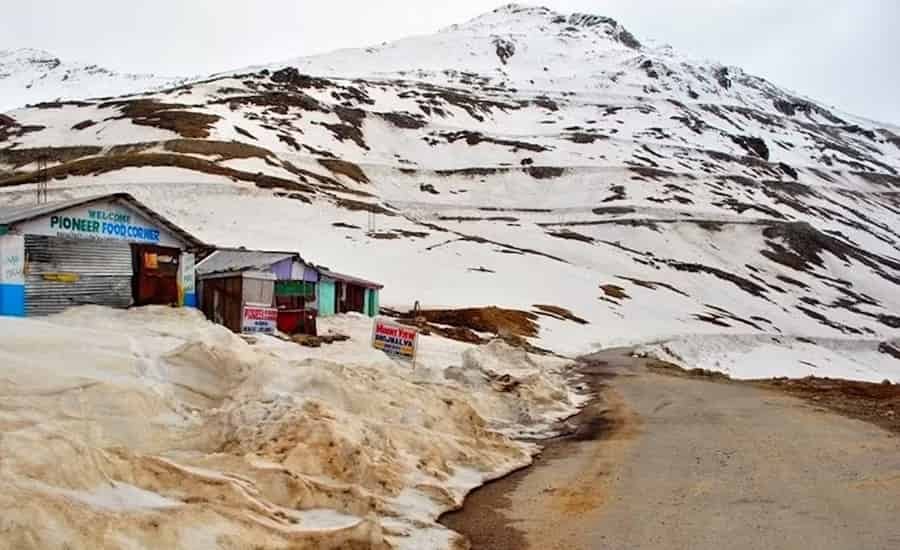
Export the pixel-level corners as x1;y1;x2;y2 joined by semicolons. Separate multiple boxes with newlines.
592;206;635;215
233;125;257;140
334;198;396;216
0;152;314;197
322;122;368;149
533;305;589;325
667;261;769;298
547;230;594;244
378;111;427;130
32;100;94;109
879;342;900;360
163;139;273;160
0;120;45;143
101;99;221;138
761;222;900;286
394;229;430;238
618;276;689;297
600;284;630;300
526;166;566;179
319;158;369;183
440;130;548;153
755;377;900;434
0;146;103;169
409;307;540;338
437;216;519;223
72;120;97;131
367;232;399;240
650;361;900;434
214;91;326;114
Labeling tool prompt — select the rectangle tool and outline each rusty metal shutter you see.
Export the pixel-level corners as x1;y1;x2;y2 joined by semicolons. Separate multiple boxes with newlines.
24;235;133;316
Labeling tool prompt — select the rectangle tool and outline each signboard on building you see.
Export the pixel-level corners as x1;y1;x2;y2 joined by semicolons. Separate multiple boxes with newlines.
17;200;182;247
0;235;25;285
242;305;278;334
372;318;418;361
180;253;196;294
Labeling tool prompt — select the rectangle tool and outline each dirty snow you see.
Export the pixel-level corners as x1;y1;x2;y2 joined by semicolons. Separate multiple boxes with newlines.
0;306;582;549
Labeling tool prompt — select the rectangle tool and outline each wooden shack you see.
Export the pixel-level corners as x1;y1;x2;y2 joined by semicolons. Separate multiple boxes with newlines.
195;250;318;335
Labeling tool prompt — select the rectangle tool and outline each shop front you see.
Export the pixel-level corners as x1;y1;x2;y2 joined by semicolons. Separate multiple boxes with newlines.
0;193;204;317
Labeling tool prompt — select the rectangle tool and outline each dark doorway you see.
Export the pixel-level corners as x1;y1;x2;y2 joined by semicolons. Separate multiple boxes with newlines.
337;281;366;314
132;244;180;306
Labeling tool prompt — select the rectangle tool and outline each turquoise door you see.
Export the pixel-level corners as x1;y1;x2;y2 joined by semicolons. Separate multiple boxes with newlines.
318;279;336;316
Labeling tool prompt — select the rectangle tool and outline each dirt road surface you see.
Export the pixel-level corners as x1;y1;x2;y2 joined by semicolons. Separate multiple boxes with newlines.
442;348;900;550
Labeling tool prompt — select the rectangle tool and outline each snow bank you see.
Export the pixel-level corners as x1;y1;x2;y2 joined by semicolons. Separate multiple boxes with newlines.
0;307;581;549
638;335;900;383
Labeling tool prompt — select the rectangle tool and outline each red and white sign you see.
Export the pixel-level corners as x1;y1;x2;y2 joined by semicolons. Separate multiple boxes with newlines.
242;305;278;334
372;318;419;361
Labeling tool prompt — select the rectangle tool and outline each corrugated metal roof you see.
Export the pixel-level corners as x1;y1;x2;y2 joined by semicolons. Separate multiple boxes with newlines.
0;193;205;248
319;268;384;289
196;249;296;276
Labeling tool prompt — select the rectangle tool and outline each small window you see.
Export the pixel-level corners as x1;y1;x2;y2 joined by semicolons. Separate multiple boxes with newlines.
242;277;274;306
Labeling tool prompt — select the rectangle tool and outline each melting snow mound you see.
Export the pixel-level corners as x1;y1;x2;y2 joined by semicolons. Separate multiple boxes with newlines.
0;306;582;549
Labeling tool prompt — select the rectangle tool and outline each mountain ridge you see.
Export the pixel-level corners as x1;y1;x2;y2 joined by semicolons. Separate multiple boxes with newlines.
0;47;186;113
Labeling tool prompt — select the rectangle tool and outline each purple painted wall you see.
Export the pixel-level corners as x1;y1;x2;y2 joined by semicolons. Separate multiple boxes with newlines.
302;266;319;283
271;258;293;280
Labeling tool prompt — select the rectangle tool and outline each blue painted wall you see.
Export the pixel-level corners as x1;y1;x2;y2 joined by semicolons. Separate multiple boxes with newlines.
0;284;25;317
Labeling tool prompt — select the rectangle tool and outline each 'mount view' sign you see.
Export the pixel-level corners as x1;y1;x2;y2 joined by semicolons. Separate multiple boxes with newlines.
372;318;418;361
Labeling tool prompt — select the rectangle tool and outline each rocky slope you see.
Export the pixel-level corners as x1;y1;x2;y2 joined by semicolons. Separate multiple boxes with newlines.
1;4;898;367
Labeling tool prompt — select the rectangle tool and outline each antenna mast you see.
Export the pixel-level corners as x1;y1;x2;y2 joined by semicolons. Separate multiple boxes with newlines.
36;155;49;204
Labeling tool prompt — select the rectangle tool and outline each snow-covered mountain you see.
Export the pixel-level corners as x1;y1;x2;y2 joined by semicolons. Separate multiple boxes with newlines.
0;48;186;113
1;4;899;367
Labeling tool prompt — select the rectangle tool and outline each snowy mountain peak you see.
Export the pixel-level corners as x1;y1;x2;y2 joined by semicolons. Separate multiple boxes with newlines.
0;49;186;113
450;3;642;49
0;48;63;68
277;4;651;90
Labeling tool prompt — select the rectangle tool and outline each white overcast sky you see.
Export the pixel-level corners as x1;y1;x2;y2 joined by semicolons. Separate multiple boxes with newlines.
3;1;898;124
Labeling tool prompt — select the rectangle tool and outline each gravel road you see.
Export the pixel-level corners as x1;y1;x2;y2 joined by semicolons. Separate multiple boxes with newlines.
441;348;900;549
